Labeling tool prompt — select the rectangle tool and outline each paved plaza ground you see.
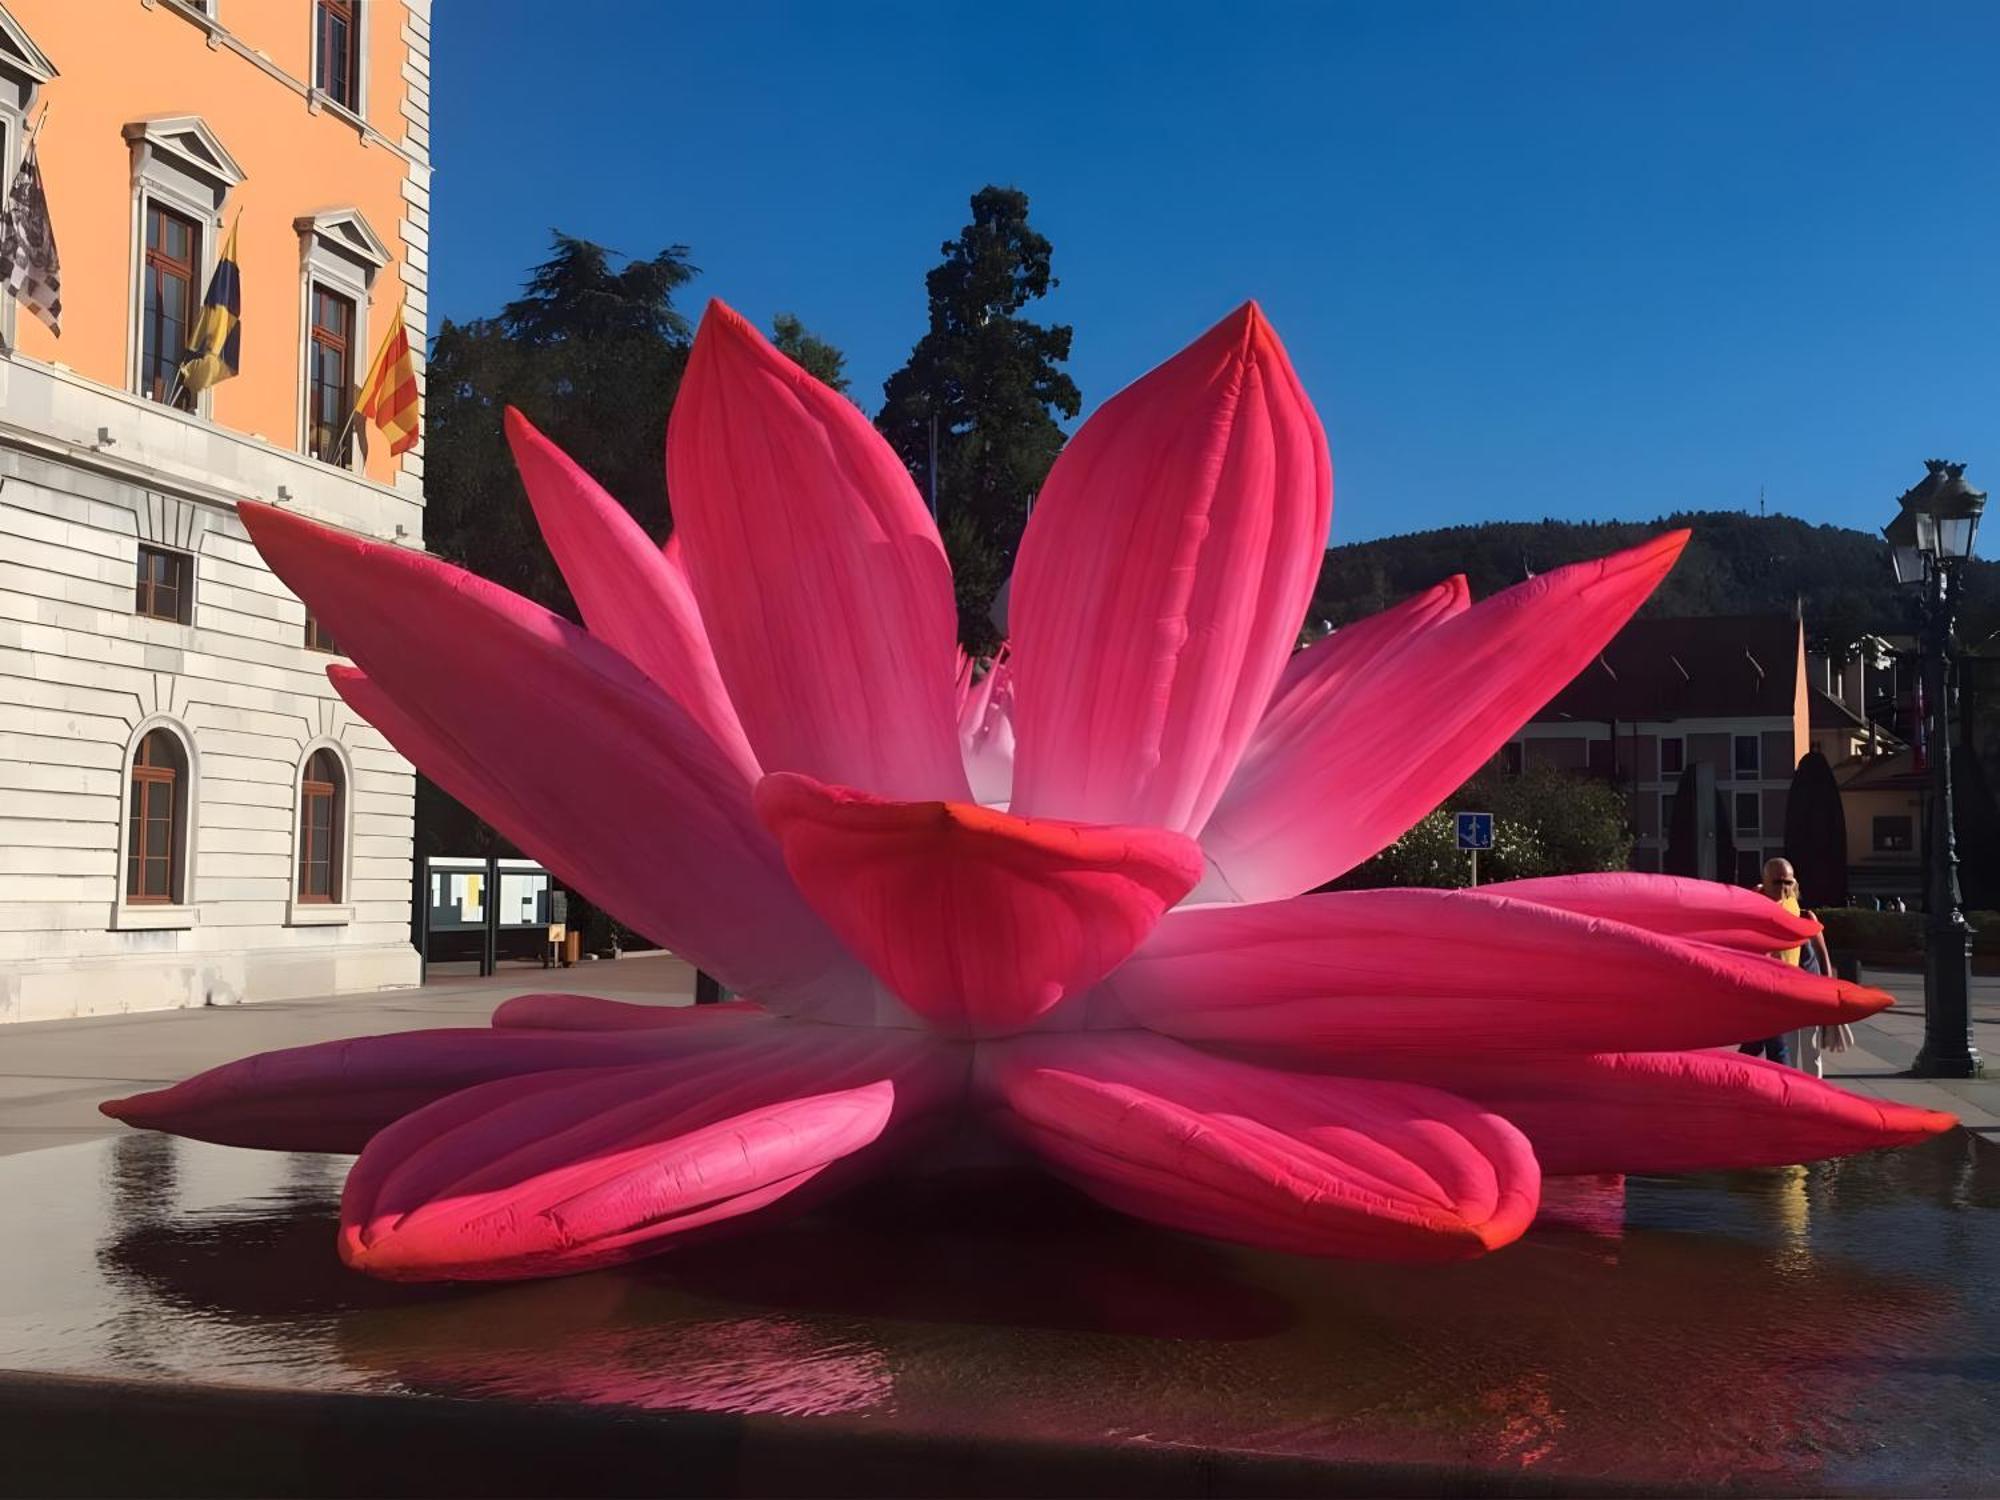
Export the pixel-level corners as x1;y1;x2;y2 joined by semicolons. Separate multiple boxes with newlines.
1;955;1995;1156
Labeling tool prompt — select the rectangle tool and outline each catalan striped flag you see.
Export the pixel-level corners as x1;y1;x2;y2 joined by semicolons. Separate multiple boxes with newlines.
178;215;242;394
355;302;420;456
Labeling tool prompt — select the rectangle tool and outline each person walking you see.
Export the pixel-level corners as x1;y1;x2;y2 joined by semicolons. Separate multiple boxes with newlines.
1739;857;1837;1074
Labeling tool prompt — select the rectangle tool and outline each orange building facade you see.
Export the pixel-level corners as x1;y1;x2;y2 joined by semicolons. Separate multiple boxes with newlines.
0;1;432;1021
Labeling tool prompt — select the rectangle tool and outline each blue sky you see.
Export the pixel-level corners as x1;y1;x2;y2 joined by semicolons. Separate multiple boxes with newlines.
429;2;1999;545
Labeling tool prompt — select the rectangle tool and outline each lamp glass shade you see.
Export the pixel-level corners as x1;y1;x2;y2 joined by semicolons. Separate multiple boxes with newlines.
1888;543;1926;586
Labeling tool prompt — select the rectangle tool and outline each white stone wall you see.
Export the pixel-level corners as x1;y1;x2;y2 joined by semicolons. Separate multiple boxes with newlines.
0;373;420;1024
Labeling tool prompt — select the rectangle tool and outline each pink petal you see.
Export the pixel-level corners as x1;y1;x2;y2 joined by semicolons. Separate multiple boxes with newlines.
1332;1049;1957;1174
490;993;770;1030
1100;888;1892;1056
239;503;852;1010
980;1032;1539;1260
99;1022;743;1154
1265;574;1469;719
665;300;967;800
958;650;1015;805
340;1026;960;1281
504;408;758;782
755;771;1204;1037
1486;872;1824;952
1008;303;1332;834
1199;532;1689;900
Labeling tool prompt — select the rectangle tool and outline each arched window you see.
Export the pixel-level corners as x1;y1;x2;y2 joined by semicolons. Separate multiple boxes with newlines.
297;748;344;902
126;730;186;903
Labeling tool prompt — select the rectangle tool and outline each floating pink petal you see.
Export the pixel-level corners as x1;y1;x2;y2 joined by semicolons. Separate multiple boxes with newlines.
756;771;1203;1037
667;300;967;800
1199;532;1689;899
981;1032;1539;1260
1009;302;1331;834
1489;872;1825;953
1102;888;1890;1055
489;993;770;1031
340;1027;961;1281
504;407;758;782
100;1018;749;1154
1334;1049;1958;1174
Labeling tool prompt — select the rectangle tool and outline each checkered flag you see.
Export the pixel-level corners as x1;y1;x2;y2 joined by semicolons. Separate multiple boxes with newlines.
0;142;61;338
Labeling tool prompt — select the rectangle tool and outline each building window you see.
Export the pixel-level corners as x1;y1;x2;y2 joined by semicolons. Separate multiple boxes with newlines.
1660;792;1676;834
141;202;201;410
1499;741;1523;776
126;730;186;904
135;545;192;623
1873;815;1914;853
1734;849;1764;887
1734;791;1761;834
316;0;360;110
304;610;339;654
307;284;355;467
1660;736;1684;777
1733;734;1761;778
297;748;344;902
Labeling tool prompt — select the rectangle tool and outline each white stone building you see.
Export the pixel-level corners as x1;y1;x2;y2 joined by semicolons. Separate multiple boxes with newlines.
0;1;431;1021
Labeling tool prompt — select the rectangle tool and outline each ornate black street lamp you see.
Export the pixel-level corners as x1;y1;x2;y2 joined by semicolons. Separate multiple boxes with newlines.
1883;459;1985;1077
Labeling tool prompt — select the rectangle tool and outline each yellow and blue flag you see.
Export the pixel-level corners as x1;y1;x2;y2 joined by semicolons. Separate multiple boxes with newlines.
178;215;241;394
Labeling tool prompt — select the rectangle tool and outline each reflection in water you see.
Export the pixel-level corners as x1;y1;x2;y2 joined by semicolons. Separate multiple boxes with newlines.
0;1130;1992;1493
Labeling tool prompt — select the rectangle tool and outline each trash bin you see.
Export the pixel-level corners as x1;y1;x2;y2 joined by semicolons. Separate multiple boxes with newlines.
564;929;582;966
1834;952;1862;985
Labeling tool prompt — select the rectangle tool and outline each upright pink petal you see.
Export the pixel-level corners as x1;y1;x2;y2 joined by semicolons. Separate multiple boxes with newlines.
756;772;1203;1037
99;1022;744;1155
1101;889;1891;1056
340;1026;962;1281
1008;303;1332;834
1199;532;1689;900
504;408;758;782
958;650;1015;805
666;300;967;800
1332;1049;1957;1175
1487;872;1824;953
241;503;855;1010
980;1033;1539;1260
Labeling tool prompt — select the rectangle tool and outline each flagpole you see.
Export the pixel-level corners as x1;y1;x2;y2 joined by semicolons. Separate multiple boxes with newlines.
22;102;49;153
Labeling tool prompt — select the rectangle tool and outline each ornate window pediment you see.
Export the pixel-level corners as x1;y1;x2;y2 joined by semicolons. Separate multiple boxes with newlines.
293;207;390;282
0;5;56;113
122;115;245;212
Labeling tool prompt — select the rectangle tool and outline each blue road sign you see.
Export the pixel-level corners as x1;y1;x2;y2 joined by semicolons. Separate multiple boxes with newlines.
1456;812;1494;851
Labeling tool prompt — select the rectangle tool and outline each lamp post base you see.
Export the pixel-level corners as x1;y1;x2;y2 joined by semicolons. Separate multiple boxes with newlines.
1910;1046;1985;1080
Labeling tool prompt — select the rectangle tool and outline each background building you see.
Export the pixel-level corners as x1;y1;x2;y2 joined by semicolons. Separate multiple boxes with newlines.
1500;615;1810;884
0;0;430;1022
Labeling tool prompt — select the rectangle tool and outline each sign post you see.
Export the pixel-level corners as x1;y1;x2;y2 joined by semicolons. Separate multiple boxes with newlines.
1456;811;1494;887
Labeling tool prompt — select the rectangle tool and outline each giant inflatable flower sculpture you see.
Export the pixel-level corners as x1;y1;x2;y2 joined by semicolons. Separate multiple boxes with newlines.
105;302;1953;1282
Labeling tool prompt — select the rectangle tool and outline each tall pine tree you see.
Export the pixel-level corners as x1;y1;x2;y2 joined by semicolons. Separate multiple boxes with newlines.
878;187;1079;650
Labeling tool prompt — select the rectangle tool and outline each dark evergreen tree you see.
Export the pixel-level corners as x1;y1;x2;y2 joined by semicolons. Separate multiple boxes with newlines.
770;312;850;393
877;186;1080;650
424;232;698;625
1663;763;1739;883
1783;750;1849;908
415;233;699;942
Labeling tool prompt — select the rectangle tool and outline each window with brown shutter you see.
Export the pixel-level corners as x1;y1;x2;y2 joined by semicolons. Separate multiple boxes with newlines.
308;284;355;467
298;749;343;902
304;611;339;654
127;731;185;904
135;545;192;624
316;0;360;110
141;203;200;410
